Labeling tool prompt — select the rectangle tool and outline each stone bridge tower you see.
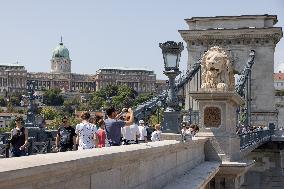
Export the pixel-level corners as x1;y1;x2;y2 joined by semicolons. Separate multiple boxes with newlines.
179;15;283;127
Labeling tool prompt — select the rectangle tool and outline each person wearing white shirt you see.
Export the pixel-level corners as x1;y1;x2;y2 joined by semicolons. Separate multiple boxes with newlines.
75;112;98;150
138;120;148;143
121;116;140;145
151;124;162;142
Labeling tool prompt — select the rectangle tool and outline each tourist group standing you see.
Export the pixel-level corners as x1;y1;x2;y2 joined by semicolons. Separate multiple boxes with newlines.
8;107;179;157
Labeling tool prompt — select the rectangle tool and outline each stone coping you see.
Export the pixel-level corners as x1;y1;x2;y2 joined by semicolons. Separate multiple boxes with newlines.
218;160;255;176
221;160;255;167
0;139;207;176
163;161;220;189
189;91;244;105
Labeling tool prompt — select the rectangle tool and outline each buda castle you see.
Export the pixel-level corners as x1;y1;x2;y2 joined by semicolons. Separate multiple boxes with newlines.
0;40;161;96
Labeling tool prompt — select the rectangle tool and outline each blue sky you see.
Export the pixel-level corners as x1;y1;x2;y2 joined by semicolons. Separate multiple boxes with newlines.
0;0;283;79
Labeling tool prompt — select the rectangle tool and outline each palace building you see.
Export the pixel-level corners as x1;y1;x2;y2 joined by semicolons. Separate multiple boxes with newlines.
94;67;156;93
27;40;96;92
1;39;161;95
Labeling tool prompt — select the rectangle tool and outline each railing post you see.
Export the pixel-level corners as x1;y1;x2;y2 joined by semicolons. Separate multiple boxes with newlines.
28;137;34;155
5;140;10;158
47;139;51;153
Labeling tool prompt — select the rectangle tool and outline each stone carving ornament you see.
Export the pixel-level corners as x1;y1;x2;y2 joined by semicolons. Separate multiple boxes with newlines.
201;46;235;91
204;107;221;128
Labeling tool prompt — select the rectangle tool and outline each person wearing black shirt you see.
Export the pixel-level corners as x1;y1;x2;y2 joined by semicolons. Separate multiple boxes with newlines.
55;116;76;152
10;116;28;157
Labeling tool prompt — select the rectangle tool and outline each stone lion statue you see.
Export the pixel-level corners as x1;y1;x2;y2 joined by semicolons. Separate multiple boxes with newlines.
201;46;235;91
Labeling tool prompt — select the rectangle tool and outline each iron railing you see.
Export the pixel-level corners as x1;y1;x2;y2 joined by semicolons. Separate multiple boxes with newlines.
0;135;56;158
239;129;272;150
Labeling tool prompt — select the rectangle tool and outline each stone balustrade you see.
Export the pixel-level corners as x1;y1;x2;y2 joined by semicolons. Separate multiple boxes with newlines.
0;139;207;189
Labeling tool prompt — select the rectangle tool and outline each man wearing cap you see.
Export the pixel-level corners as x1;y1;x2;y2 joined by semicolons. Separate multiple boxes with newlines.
138;120;147;143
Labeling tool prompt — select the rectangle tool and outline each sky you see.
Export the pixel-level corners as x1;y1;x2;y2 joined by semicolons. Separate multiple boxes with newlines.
0;0;283;79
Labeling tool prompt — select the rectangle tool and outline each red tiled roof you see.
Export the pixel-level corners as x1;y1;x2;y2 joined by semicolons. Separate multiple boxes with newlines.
274;73;284;81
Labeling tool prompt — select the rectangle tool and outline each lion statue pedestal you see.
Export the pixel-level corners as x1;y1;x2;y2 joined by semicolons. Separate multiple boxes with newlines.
190;46;245;162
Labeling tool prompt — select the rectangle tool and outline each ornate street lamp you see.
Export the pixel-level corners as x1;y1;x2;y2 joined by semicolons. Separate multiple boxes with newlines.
159;41;184;133
25;80;37;128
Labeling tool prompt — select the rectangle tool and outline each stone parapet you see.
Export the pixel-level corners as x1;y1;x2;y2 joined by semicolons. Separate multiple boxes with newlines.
0;139;207;189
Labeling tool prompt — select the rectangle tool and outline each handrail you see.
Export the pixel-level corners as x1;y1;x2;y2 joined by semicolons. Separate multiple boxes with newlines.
235;50;255;97
133;60;201;121
239;129;272;150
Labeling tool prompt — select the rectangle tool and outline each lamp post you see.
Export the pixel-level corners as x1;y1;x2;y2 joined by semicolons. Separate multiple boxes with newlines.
157;101;162;124
25;80;37;127
159;41;184;133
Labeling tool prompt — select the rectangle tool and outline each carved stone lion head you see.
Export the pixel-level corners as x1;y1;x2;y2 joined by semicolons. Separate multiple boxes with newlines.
201;46;234;91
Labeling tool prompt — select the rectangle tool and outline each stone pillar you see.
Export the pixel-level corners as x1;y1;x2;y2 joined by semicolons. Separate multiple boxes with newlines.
179;15;283;127
191;91;244;161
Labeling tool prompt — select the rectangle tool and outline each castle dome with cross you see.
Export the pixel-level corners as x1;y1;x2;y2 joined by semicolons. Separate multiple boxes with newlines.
51;37;71;73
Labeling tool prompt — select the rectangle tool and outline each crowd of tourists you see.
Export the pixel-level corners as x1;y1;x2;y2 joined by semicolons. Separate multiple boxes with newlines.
181;123;199;141
236;125;269;135
9;107;165;157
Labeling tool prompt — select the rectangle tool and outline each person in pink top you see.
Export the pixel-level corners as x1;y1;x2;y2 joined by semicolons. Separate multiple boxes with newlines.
96;119;106;148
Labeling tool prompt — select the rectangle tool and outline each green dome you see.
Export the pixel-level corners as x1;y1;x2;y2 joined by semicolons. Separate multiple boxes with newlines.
52;42;70;60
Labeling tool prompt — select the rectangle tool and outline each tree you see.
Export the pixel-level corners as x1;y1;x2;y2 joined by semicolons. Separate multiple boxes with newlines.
62;97;80;115
133;93;154;107
0;96;6;107
89;96;104;111
47;115;80;130
7;102;14;113
43;89;64;106
40;107;58;120
86;84;150;111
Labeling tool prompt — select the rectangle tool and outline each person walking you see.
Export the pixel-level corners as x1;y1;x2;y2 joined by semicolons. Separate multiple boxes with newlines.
104;107;134;146
138;120;147;143
55;116;77;152
10;116;28;157
75;112;98;150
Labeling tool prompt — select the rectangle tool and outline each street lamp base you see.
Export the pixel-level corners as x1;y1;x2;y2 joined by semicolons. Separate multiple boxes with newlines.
162;111;181;134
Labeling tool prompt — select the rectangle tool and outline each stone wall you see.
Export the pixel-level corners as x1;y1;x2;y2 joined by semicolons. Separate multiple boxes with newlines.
241;143;284;189
0;140;207;189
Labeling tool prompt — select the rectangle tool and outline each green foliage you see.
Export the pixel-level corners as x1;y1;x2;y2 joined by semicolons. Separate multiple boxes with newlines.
47;116;80;130
0;127;12;133
86;84;154;111
0;96;6;107
40;107;58;120
9;92;24;106
275;90;284;96
133;93;154;107
7;102;14;113
62;97;80;115
43;89;64;106
0;117;15;133
79;88;91;93
10;96;20;106
149;109;164;125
